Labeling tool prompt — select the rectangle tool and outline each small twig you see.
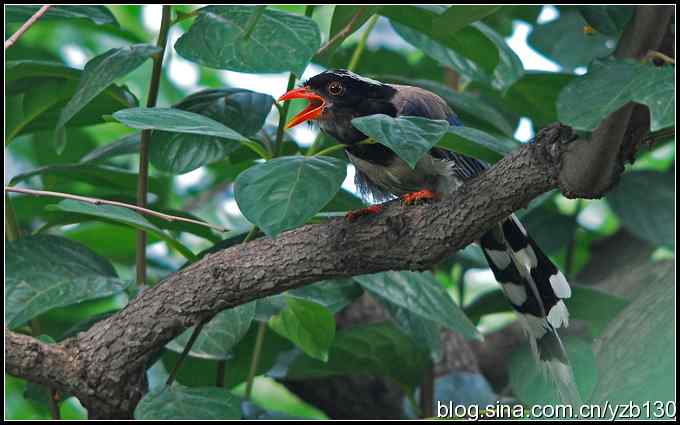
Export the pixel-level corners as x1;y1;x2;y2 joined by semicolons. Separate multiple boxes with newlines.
4;187;228;232
244;321;267;400
4;5;51;50
643;50;675;65
275;73;297;157
314;7;365;57
348;14;379;72
642;127;675;145
165;322;206;387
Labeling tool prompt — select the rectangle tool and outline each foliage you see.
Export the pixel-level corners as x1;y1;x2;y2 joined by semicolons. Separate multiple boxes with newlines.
5;4;674;420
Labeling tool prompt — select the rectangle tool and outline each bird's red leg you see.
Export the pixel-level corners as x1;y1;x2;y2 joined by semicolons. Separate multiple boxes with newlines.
345;204;383;222
402;189;438;205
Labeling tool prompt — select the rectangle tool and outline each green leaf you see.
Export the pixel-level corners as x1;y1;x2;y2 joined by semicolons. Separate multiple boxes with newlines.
351;115;449;169
234;155;346;237
285;322;430;390
134;385;241;420
437;126;519;164
175;5;321;75
5;5;118;26
529;10;616;72
46;200;197;261
9;163;163;195
558;59;674;132
5;61;138;141
269;298;336;362
150;89;274;174
6;235;129;329
55;44;160;153
288;279;363;313
378;76;515;136
606;171;674;247
354;271;481;340
80;132;141;163
577;6;634;37
113;107;249;142
503;72;575;127
380;300;442;361
380;6;499;74
509;336;598;406
591;261;674;414
166;302;256;360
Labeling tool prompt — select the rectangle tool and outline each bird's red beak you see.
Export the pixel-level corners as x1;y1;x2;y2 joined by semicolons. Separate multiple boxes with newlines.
278;86;325;129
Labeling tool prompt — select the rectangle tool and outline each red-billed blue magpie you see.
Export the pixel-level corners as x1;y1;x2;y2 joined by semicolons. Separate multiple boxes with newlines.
279;69;579;403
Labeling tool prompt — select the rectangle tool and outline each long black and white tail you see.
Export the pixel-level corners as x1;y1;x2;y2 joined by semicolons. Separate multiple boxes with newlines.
479;215;581;405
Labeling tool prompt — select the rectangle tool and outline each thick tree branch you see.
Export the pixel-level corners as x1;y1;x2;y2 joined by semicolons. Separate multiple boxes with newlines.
558;5;673;198
3;117;659;417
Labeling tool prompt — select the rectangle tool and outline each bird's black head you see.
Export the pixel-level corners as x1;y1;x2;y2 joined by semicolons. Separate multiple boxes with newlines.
278;69;397;144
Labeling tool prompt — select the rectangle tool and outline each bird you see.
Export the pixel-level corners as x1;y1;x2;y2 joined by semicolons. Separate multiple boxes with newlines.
278;69;580;404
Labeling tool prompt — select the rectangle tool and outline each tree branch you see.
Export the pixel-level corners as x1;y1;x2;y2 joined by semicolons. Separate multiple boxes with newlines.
4;118;659;417
4;186;228;232
4;5;51;50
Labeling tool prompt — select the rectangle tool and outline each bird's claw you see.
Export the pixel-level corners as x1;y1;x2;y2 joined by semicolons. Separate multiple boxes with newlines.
345;204;383;222
402;189;438;205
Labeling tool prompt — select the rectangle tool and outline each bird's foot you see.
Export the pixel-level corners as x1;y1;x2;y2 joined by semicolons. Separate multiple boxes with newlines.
345;204;383;222
402;189;438;205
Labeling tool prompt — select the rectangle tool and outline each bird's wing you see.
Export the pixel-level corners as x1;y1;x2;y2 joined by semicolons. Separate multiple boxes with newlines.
391;84;488;181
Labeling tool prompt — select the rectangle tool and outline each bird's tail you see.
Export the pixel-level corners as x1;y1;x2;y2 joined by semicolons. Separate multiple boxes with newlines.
479;215;581;406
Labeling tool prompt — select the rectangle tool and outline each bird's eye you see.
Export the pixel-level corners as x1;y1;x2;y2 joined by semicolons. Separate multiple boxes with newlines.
328;81;344;96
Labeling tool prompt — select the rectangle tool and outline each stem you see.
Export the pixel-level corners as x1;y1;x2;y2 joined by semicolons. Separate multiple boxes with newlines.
313;138;373;157
314;7;365;57
243;6;266;40
216;360;226;388
643;127;675;144
4;5;51;50
244;321;267;400
305;5;316;17
5;193;21;241
166;321;206;387
275;73;297;157
419;362;434;418
4;187;227;232
136;5;172;287
28;320;60;419
347;14;379;72
564;200;584;277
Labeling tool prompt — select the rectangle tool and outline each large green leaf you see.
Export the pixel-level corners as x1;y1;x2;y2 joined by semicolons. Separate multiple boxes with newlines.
590;261;674;415
113;107;249;143
437;126;519;164
378;76;515;136
285;322;430;390
234;156;346;237
175;5;320;75
46;200;196;261
380;5;499;74
379;300;442;361
269;298;336;362
509;336;598;406
503;72;575;128
528;10;616;72
577;6;634;37
5;5;118;26
166;302;256;360
558;59;674;132
55;44;160;152
134;385;241;420
354;271;481;340
80;133;141;163
351;115;449;169
5;61;138;142
606;171;674;247
9;163;163;194
6;235;128;329
150;89;274;174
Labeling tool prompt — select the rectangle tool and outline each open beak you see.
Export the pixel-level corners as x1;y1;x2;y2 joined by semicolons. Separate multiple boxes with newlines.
278;86;325;129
